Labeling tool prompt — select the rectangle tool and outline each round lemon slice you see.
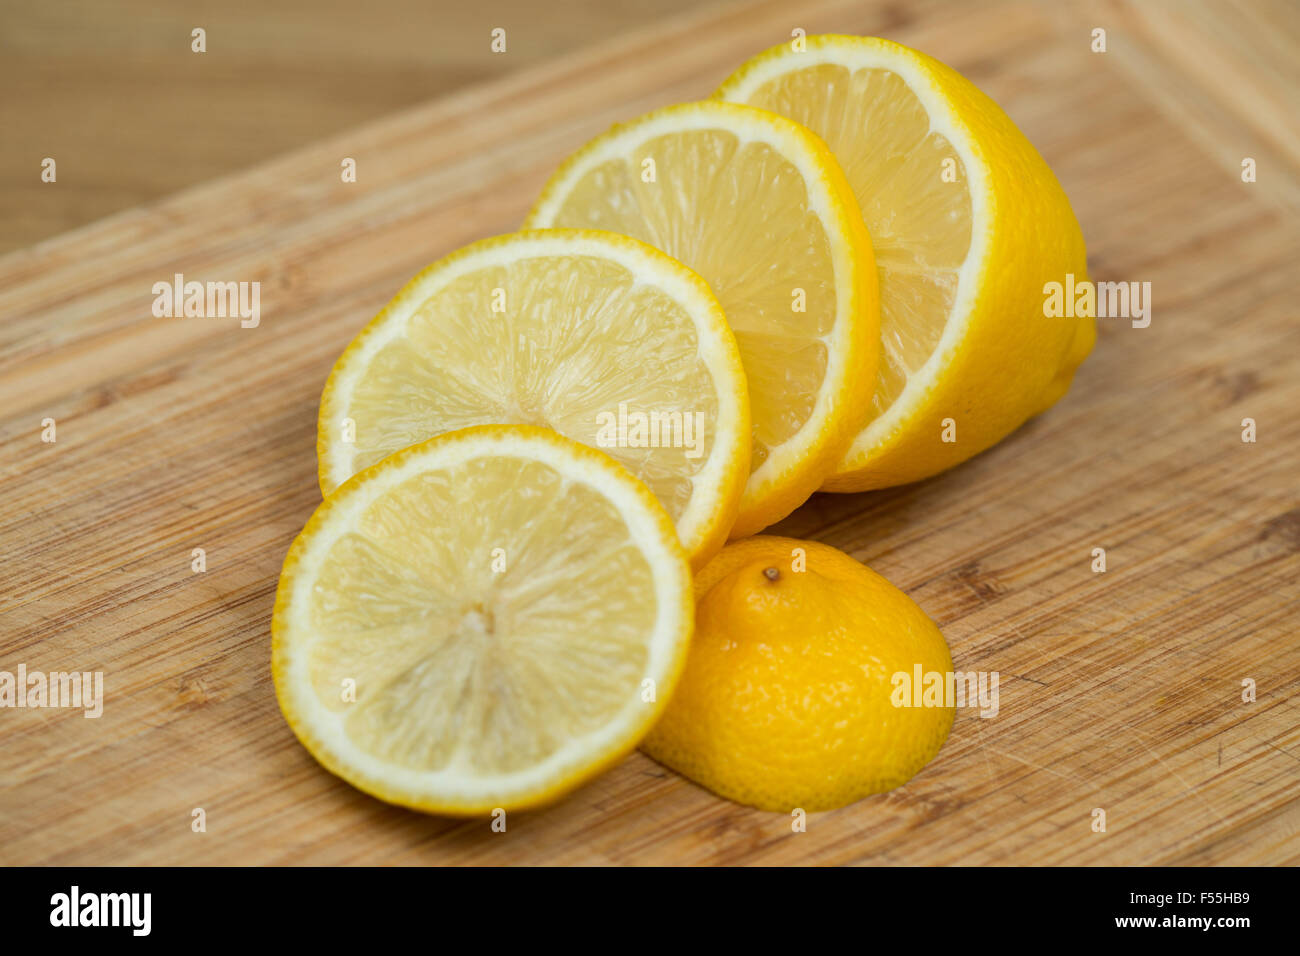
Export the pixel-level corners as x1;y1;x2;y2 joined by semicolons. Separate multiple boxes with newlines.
318;229;748;568
274;424;694;815
718;36;1094;491
525;101;877;537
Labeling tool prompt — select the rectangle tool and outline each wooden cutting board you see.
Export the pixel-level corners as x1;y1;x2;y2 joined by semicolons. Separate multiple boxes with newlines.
2;0;1297;865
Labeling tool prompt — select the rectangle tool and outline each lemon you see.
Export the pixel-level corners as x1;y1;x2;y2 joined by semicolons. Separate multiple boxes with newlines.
274;424;693;815
717;36;1094;491
318;230;749;568
642;536;953;812
525;101;878;536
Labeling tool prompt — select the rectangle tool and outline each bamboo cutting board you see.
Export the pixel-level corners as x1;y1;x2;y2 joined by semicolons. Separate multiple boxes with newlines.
2;0;1298;865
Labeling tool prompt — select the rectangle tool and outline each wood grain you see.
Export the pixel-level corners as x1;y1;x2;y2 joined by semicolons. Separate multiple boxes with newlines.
1;0;1297;865
0;0;732;254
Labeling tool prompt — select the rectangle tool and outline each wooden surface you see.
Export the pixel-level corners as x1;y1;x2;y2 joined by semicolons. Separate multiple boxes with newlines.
1;0;1298;865
0;0;729;254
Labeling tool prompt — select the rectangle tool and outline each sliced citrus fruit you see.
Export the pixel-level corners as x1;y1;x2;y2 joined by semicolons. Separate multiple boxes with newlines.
274;424;694;815
525;101;877;537
717;35;1094;491
318;229;748;568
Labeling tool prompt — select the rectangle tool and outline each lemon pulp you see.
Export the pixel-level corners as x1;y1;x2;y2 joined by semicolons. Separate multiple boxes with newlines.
735;65;972;425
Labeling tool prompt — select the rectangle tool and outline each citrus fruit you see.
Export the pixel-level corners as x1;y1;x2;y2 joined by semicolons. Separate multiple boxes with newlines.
717;35;1094;491
525;101;878;536
641;536;954;812
318;229;749;568
274;424;694;815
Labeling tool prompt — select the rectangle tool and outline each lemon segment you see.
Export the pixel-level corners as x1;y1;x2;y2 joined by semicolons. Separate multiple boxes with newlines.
526;101;878;536
642;536;953;812
276;425;694;814
718;36;1094;491
318;230;749;568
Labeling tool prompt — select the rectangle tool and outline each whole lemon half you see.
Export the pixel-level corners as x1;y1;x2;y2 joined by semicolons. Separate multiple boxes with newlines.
642;536;954;812
718;36;1094;491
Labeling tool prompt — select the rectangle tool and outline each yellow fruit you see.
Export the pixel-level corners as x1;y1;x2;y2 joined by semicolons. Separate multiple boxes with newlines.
717;36;1094;491
318;230;749;569
525;101;878;536
642;536;953;812
275;424;693;815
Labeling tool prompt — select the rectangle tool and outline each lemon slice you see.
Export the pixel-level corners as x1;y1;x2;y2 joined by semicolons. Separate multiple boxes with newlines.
274;425;694;815
318;230;749;568
525;101;877;537
718;36;1094;491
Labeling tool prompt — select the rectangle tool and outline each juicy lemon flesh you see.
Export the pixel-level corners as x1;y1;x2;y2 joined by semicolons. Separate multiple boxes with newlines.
306;453;658;777
541;131;838;473
342;253;720;523
741;66;972;421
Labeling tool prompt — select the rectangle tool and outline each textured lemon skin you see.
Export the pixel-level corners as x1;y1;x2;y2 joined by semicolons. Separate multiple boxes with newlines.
641;536;954;812
275;424;695;816
525;101;878;535
718;36;1094;492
